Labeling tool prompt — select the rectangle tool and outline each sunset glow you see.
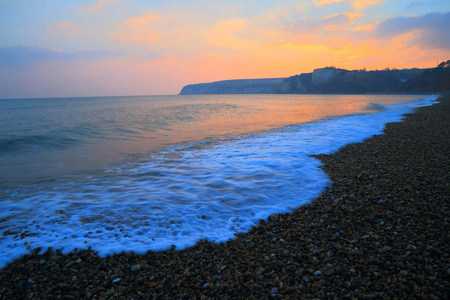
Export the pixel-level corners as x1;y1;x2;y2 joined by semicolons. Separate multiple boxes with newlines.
1;0;449;98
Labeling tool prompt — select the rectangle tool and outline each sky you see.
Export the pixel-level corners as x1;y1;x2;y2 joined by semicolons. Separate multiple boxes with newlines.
1;0;449;98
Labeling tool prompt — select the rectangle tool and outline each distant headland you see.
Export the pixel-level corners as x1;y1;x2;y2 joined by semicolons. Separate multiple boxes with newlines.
179;61;450;95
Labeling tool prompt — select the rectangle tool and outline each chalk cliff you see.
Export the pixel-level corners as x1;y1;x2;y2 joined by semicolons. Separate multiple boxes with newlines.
179;78;284;95
311;68;345;85
179;64;450;95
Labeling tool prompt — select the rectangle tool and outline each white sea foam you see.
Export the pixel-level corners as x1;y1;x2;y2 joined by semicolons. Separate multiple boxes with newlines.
0;95;439;268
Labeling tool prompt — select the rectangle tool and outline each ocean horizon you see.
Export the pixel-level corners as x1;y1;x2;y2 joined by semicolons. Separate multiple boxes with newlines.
0;93;439;268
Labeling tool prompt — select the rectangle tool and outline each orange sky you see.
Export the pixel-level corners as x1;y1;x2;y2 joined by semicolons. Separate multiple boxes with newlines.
1;0;449;98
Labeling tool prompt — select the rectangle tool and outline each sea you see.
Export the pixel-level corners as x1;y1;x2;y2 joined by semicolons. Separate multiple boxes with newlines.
0;93;439;268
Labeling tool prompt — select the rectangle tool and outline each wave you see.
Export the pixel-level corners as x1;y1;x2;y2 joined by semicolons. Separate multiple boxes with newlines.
364;103;387;111
0;135;79;153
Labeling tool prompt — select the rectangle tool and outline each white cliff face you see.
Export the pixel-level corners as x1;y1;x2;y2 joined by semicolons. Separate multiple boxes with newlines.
179;78;284;95
179;66;438;95
311;68;345;85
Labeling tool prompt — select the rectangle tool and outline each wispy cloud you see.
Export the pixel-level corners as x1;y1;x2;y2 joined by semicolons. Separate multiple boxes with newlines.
321;12;362;29
116;13;161;45
287;12;362;34
352;0;383;10
313;0;346;5
0;46;116;69
313;0;383;10
46;22;82;36
374;12;450;50
354;21;380;31
405;0;445;11
85;0;115;12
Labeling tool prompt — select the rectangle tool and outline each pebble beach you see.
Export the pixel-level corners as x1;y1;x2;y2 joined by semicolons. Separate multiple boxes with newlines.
1;95;449;299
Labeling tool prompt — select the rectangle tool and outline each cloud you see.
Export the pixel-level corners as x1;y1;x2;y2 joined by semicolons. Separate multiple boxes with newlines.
85;0;115;12
374;12;450;50
313;0;346;5
46;22;82;36
405;0;445;11
313;0;383;10
0;46;115;69
354;21;380;31
287;12;362;34
321;12;362;29
124;13;160;27
352;0;383;10
116;13;161;44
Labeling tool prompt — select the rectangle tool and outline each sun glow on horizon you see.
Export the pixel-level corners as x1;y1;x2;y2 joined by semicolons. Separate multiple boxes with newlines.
1;0;449;98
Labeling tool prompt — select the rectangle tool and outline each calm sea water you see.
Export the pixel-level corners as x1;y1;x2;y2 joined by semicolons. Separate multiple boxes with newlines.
0;94;438;267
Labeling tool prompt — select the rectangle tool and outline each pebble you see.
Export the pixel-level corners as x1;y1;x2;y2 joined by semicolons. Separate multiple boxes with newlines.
105;288;115;296
65;261;74;267
406;244;417;251
130;264;141;272
381;246;391;252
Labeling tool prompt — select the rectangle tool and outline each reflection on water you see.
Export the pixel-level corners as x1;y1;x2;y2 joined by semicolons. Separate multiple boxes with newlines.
0;94;422;187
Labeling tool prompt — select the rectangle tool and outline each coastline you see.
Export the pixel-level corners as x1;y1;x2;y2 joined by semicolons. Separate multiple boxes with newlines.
1;96;449;299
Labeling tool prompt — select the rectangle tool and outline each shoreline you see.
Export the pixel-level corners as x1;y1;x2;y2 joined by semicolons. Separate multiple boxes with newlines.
1;96;449;299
